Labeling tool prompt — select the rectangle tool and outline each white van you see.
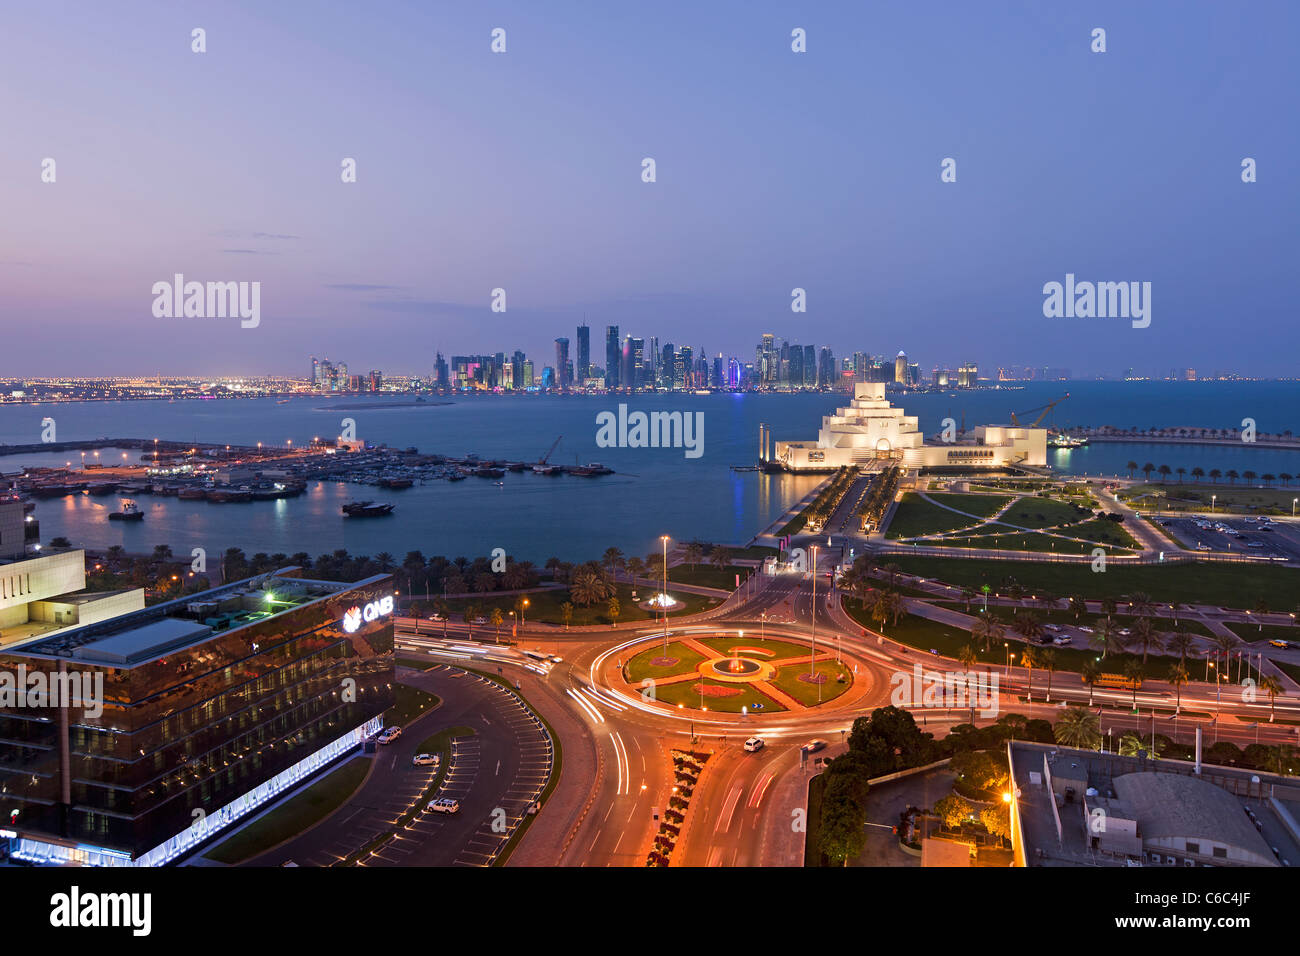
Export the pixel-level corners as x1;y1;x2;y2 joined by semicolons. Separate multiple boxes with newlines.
743;736;764;753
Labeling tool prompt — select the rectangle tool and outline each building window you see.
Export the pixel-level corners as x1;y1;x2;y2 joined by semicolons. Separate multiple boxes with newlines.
1185;841;1200;854
1212;846;1227;859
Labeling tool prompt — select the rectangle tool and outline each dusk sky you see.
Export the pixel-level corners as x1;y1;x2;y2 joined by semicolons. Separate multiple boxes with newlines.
2;1;1296;378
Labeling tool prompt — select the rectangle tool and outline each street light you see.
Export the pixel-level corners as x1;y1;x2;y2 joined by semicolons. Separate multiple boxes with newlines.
661;535;670;655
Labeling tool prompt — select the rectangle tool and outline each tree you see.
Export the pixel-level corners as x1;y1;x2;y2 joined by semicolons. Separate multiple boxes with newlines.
709;546;731;572
1124;659;1145;709
1142;462;1155;481
1131;617;1164;665
433;599;450;637
1054;706;1101;749
625;556;646;585
960;585;976;613
958;643;979;671
50;536;71;549
819;766;870;865
1068;594;1088;620
1157;464;1171;483
1209;468;1222;484
933;795;973;830
1226;469;1239;485
1166;630;1195;668
463;602;480;638
1094;618;1124;660
490;607;504;644
1126;461;1138;479
1081;659;1102;705
1039;648;1057;702
561;601;574;630
1259;674;1284;722
602;547;624;582
607;596;621;628
1013;610;1044;645
570;567;610;607
1100;597;1117;622
683;542;703;568
1191;466;1204;482
1168;662;1188;714
1021;645;1037;701
981;803;1011;842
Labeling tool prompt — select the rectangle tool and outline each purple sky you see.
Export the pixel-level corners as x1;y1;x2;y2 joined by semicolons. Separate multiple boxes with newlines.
2;0;1297;378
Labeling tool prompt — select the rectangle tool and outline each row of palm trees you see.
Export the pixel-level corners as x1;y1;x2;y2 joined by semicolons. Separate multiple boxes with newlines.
1125;461;1292;486
1053;705;1296;770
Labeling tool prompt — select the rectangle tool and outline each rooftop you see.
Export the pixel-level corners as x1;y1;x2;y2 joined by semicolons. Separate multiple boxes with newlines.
9;570;364;667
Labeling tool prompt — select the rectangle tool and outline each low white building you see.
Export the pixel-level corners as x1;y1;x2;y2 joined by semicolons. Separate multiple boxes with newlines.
765;383;1046;472
0;548;145;649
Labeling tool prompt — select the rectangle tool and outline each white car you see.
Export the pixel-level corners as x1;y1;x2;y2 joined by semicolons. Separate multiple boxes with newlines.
377;726;402;745
743;736;764;753
412;753;441;767
1077;626;1094;633
548;655;563;664
425;797;461;814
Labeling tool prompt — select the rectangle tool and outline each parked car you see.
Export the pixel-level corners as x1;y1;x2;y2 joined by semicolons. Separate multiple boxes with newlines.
377;726;402;745
1077;626;1095;633
425;798;461;814
412;753;441;767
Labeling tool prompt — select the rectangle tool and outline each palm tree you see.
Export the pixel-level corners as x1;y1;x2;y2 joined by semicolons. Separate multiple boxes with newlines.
1131;617;1165;665
463;602;480;638
960;586;976;613
1175;466;1186;484
1191;466;1204;482
1013;610;1044;646
1081;659;1102;705
1039;648;1057;702
1166;630;1196;668
1069;594;1088;620
1124;659;1145;709
1100;597;1117;622
570;567;610;606
561;601;574;630
1267;744;1296;777
1141;462;1155;481
1126;461;1138;479
433;599;450;637
1226;469;1239;485
1054;706;1102;749
1259;674;1284;722
971;614;1003;651
602;547;624;582
625;556;646;586
1211;633;1239;678
1021;645;1037;702
490;607;504;644
683;542;703;568
1157;464;1171;483
958;644;979;669
869;589;904;632
375;551;395;572
709;546;731;573
1209;468;1222;484
1168;662;1188;714
1127;591;1155;619
607;596;621;628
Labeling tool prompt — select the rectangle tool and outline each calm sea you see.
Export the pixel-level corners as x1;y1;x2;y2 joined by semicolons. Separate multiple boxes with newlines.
2;382;1297;563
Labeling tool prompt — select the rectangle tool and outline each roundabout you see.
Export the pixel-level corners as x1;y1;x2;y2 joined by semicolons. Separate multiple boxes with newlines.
608;629;867;717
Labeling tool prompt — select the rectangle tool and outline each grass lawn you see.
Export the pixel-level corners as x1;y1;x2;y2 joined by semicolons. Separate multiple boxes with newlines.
448;583;721;627
1224;621;1300;644
842;600;1188;681
696;635;814;662
927;492;1014;517
886;493;983;539
625;640;709;683
206;757;370;864
386;684;441;727
1274;660;1300;685
925;531;1133;555
658;564;750;590
769;659;853;707
395;656;436;670
1064;517;1140;549
653;676;785;713
805;772;827;866
999;496;1091;529
881;556;1300;608
1120;482;1300;514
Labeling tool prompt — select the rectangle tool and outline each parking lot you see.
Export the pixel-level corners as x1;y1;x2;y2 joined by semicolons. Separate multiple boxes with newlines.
1158;514;1300;561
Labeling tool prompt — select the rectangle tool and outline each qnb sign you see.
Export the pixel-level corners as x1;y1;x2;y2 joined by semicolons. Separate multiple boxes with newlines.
342;595;395;633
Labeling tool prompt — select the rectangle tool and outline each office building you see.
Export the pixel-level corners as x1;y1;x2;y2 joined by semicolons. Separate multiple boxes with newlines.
605;326;620;389
1;568;395;866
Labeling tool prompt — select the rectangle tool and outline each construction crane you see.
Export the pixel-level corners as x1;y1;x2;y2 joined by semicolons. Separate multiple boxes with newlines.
1010;393;1069;428
537;435;562;464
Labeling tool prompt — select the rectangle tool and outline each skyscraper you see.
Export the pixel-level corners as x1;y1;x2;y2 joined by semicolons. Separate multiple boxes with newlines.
576;324;590;381
895;351;908;384
605;326;620;389
555;338;570;387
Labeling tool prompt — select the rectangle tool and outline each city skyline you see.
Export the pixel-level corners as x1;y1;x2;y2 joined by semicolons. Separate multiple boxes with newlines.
4;2;1298;377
